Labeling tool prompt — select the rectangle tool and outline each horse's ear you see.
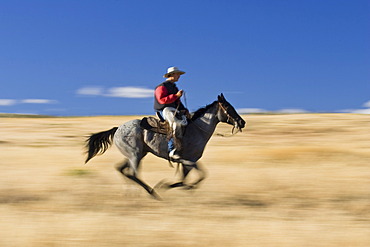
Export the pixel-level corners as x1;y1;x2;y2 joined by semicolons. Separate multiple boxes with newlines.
218;93;225;102
218;94;223;102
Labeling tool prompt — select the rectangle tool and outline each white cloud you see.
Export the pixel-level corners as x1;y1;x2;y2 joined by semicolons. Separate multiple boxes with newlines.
76;86;154;98
338;108;370;114
21;99;58;104
277;108;309;114
338;100;370;114
363;100;370;108
349;109;370;114
12;112;39;115
237;108;309;114
105;87;154;98
237;108;267;114
76;87;104;96
0;99;58;106
0;99;17;106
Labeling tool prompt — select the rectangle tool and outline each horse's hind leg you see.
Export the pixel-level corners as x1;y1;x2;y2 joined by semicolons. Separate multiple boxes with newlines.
115;160;136;195
115;160;130;174
116;159;161;200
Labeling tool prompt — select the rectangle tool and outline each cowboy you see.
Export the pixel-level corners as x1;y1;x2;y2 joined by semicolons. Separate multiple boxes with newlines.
154;66;189;161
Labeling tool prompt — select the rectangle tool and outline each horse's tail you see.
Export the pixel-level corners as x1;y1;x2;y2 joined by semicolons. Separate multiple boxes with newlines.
85;127;118;164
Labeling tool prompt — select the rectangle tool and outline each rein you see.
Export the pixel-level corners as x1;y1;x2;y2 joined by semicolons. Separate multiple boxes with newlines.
183;91;188;109
216;127;240;137
174;91;188;117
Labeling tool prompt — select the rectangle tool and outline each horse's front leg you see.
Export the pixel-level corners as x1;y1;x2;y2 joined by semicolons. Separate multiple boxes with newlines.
154;163;192;190
186;162;207;189
155;162;206;190
166;164;193;189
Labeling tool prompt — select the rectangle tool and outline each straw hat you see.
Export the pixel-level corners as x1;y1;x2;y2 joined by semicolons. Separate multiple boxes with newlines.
163;66;186;78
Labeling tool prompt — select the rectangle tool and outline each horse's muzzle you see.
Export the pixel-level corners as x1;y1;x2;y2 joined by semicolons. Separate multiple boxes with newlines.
235;118;246;132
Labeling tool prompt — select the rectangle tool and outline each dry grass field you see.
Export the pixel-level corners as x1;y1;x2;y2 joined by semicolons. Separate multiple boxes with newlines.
0;114;369;246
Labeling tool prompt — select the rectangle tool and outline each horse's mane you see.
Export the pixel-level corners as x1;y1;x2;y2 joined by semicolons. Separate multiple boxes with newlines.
191;101;217;121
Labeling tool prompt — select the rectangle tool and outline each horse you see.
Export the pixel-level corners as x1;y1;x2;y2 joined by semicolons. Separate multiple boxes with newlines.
85;94;246;199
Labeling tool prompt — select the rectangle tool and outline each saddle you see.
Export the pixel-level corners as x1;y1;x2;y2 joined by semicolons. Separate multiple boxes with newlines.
140;116;170;135
140;111;189;136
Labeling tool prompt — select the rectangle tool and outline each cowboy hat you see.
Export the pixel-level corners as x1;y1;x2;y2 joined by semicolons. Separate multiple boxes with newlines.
163;66;186;78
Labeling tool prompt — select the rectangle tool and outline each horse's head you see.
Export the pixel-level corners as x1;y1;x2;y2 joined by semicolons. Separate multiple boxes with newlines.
217;93;246;132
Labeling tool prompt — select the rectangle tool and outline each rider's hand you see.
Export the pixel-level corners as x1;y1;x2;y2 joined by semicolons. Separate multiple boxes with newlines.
185;110;191;119
176;90;184;98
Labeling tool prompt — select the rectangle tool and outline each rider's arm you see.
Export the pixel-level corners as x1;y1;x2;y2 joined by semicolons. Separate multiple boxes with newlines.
155;86;180;104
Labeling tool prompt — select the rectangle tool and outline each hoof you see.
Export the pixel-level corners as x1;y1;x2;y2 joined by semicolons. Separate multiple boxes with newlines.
150;189;162;201
154;179;171;191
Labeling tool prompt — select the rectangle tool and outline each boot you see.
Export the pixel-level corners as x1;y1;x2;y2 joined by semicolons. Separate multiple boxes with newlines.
169;149;181;161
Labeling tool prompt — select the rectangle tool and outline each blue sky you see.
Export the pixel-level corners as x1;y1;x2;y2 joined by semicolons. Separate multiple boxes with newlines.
0;0;369;116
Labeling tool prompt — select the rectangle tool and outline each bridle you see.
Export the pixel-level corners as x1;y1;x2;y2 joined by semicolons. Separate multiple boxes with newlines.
217;101;243;136
218;102;233;124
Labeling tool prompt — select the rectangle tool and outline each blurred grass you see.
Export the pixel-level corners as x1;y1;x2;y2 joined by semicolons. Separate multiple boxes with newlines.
0;114;369;246
0;113;56;118
64;168;93;177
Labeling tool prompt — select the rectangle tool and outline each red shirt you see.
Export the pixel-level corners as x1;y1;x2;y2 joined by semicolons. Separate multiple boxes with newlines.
155;85;179;104
154;81;186;111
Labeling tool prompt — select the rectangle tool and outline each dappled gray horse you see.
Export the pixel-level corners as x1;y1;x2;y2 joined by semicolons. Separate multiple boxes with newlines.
85;94;246;199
